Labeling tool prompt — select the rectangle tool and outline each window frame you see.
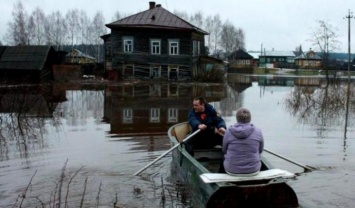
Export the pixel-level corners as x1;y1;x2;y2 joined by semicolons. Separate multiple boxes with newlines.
123;36;133;53
151;39;161;55
169;39;179;55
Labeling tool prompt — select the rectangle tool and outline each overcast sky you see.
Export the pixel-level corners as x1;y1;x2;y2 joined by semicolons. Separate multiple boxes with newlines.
1;0;354;52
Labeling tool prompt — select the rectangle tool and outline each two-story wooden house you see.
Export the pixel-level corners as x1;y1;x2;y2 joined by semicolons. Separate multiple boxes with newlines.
259;50;296;69
102;2;208;81
294;49;322;69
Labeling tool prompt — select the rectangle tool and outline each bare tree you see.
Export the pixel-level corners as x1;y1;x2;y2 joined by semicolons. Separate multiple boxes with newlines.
204;15;213;52
78;10;91;56
173;10;190;21
220;20;245;54
235;28;245;51
45;11;66;50
189;11;204;29
220;20;236;54
5;0;28;45
28;7;46;45
309;20;340;79
91;11;107;62
66;9;80;51
111;11;131;22
210;14;222;54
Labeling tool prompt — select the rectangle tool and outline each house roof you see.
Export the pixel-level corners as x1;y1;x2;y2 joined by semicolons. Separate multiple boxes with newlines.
66;49;95;60
0;46;53;70
106;3;208;34
0;46;6;56
295;51;322;60
229;49;254;59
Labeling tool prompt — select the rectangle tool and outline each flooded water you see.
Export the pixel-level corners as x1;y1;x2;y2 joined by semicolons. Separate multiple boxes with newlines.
0;75;354;208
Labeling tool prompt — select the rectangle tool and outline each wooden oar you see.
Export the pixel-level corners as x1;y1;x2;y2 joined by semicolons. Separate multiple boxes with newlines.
133;129;201;176
264;148;314;172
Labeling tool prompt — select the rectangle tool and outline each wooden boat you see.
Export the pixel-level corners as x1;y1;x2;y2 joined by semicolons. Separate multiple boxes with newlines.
168;122;299;207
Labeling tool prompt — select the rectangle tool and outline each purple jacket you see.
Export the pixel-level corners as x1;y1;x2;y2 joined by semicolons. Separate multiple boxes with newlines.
222;123;264;174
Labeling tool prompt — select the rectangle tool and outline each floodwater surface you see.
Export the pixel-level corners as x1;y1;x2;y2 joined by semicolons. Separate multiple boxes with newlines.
0;75;354;207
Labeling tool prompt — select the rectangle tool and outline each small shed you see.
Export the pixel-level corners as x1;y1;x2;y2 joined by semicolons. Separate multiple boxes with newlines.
0;45;61;83
228;49;254;73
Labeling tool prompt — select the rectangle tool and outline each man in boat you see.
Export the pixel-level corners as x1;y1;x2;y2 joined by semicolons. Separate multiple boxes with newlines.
220;107;264;175
186;97;227;155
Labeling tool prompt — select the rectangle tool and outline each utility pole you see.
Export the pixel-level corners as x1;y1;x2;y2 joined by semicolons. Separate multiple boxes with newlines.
345;9;353;79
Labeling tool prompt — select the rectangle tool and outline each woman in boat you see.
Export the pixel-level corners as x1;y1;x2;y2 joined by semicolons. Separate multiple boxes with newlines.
220;107;264;176
187;97;226;155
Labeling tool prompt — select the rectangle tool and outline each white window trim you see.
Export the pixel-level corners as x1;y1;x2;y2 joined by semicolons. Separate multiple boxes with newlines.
151;39;161;55
123;37;133;53
169;39;179;55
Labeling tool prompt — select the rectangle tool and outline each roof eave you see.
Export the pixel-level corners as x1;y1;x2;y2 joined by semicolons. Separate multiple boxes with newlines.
107;24;208;34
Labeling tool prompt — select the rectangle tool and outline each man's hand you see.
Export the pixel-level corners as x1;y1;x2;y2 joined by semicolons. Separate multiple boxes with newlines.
218;127;226;135
198;124;207;130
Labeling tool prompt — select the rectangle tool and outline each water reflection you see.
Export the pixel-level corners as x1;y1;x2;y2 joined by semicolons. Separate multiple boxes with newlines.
103;83;227;152
0;77;354;207
0;82;228;207
284;79;354;140
0;85;55;161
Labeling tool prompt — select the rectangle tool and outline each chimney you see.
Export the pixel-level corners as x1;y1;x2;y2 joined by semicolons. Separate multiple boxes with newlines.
156;4;161;7
149;2;156;9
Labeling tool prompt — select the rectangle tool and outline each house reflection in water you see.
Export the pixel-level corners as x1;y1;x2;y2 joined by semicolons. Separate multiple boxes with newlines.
102;83;227;138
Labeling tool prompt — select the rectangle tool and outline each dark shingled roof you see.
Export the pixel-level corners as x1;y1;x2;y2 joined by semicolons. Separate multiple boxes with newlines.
106;5;208;34
229;49;254;59
0;46;53;71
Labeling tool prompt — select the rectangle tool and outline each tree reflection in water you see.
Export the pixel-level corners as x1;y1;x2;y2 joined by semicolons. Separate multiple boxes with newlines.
0;85;56;160
284;79;355;140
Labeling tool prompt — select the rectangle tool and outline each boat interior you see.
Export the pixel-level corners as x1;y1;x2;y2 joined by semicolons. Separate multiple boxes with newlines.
171;122;270;175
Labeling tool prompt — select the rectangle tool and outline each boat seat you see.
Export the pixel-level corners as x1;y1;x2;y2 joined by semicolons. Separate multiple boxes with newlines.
200;169;296;184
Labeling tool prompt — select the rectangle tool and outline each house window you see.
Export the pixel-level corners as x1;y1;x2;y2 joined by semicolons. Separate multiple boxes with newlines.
123;108;133;123
192;40;200;56
151;39;161;54
150;108;160;123
123;37;133;53
168;108;178;123
169;40;179;55
150;66;161;78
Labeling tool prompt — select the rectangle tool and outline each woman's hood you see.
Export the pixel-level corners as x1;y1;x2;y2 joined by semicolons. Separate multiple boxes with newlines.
228;123;255;139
